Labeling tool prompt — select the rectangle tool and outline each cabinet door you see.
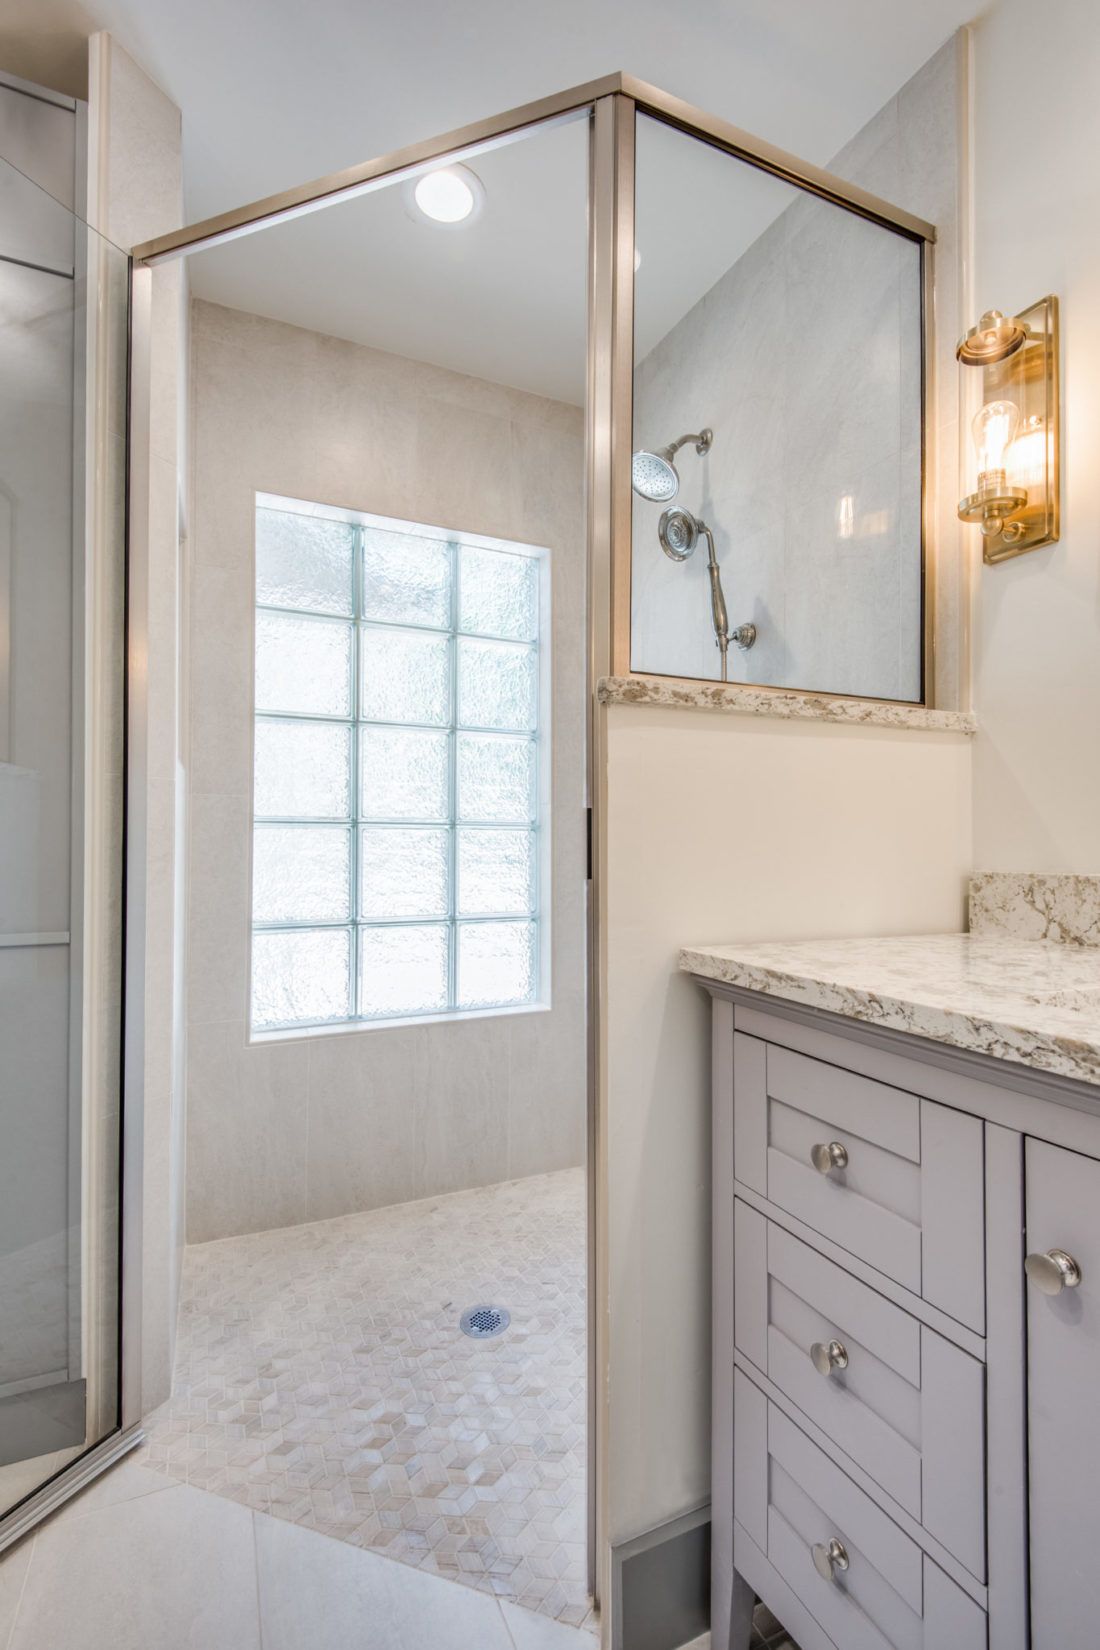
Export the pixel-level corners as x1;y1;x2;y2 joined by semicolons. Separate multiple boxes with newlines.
1026;1139;1100;1647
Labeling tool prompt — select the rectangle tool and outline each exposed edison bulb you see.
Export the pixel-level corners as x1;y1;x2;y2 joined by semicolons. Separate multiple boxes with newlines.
972;398;1020;480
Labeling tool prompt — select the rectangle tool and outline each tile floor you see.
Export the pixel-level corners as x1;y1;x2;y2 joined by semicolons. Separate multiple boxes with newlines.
139;1168;591;1630
0;1455;593;1649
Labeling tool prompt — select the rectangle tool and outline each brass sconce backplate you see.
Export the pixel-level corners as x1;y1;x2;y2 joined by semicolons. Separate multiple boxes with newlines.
974;295;1060;565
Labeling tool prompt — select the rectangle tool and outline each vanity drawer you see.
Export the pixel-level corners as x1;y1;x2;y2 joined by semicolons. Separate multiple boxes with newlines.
734;1371;986;1650
734;1203;986;1579
733;1035;985;1331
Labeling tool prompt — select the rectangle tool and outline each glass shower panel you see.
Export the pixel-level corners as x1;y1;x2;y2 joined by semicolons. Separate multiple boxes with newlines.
631;113;924;702
0;150;128;1517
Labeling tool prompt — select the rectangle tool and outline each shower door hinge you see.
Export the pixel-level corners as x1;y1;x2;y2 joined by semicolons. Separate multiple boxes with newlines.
585;807;593;882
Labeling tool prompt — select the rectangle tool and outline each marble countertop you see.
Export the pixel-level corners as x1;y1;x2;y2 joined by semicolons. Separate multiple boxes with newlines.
680;933;1100;1086
599;675;977;735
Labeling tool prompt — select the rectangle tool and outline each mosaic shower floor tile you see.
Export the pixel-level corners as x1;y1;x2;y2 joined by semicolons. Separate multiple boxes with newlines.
139;1168;593;1630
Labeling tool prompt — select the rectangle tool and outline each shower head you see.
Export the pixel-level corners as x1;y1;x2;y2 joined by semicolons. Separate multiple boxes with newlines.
658;506;700;561
631;427;713;503
631;449;679;502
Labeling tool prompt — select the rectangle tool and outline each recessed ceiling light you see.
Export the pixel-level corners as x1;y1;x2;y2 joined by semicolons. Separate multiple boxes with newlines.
411;164;484;225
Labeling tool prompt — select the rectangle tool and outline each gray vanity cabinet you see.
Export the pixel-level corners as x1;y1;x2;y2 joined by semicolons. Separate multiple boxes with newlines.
1025;1139;1100;1649
705;985;1100;1650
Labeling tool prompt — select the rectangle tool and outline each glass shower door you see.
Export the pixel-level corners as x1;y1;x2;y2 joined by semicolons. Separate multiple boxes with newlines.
0;142;128;1519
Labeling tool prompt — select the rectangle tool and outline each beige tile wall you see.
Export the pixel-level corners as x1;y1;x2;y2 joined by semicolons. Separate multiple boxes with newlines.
186;299;586;1243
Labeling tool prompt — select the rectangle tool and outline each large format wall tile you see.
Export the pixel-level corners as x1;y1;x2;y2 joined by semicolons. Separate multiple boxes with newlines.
305;1027;425;1220
187;300;587;1241
185;1021;309;1242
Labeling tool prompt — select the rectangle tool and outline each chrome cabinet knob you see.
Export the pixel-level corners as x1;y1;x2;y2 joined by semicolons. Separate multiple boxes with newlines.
810;1339;849;1377
811;1140;849;1175
811;1537;850;1583
1025;1248;1082;1295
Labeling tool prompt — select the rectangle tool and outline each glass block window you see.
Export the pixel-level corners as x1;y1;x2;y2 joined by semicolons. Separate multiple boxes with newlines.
250;498;545;1033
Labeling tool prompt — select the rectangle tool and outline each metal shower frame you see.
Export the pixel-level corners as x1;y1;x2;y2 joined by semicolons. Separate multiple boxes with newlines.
124;71;935;1619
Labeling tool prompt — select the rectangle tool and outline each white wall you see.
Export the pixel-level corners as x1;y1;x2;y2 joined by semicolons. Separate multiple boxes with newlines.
185;298;586;1243
970;0;1100;870
601;705;972;1552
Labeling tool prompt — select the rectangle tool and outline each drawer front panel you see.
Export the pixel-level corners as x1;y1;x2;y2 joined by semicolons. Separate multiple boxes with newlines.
767;1045;921;1293
733;1374;986;1650
768;1044;921;1158
732;1033;985;1331
735;1206;986;1579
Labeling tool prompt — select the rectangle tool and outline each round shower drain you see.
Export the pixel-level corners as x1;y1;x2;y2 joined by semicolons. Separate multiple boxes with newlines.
460;1304;510;1339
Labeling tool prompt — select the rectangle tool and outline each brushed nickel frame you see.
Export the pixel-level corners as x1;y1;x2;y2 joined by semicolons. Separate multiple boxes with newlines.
125;75;937;1638
131;73;933;267
585;93;628;1611
0;218;143;1553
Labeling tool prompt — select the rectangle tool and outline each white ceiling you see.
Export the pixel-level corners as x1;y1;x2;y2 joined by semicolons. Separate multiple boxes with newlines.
183;110;800;405
44;0;978;401
79;0;976;224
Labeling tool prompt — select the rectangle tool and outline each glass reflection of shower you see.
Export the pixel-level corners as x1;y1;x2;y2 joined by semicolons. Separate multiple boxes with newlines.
630;108;924;698
0;72;129;1537
631;426;755;681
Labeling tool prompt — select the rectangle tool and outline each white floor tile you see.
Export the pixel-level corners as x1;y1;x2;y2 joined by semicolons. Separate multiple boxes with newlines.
0;1539;32;1650
7;1482;260;1650
499;1596;599;1648
62;1456;175;1519
254;1509;516;1650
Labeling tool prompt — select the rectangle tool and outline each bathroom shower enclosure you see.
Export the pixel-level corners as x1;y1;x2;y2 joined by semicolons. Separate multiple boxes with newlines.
1;67;934;1617
0;71;134;1541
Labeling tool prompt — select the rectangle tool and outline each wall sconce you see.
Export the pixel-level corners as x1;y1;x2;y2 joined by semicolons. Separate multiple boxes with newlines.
956;295;1060;564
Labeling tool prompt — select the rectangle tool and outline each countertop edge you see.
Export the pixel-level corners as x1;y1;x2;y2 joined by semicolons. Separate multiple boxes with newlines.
679;947;1100;1089
598;675;977;734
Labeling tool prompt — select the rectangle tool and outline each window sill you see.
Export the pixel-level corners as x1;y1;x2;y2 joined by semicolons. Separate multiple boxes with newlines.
249;999;551;1046
597;674;977;735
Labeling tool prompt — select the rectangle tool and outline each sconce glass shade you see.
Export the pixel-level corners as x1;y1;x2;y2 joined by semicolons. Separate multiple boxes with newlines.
956;296;1059;563
959;396;1027;539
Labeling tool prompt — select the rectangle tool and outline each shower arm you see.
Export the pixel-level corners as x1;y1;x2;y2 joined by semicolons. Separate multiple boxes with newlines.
664;430;712;462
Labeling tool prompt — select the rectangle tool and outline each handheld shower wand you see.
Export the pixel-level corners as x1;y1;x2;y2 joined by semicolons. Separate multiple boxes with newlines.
701;521;731;681
657;507;756;681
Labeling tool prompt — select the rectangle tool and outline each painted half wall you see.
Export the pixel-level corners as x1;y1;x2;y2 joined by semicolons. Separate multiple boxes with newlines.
601;705;973;1551
185;299;586;1243
600;33;974;1575
970;0;1100;871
